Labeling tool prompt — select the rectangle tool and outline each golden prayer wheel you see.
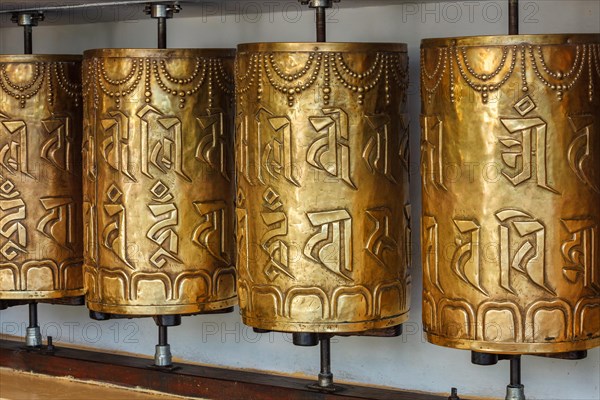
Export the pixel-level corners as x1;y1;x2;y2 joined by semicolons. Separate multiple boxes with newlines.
0;55;83;300
82;49;237;315
235;42;411;333
420;34;600;354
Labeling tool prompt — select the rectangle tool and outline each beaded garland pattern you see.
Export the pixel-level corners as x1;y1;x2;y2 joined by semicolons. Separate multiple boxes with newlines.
83;55;234;111
422;41;600;103
236;50;409;107
0;60;81;108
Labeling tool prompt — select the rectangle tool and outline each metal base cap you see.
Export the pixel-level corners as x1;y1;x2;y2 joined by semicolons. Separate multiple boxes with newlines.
318;372;334;388
25;327;42;347
154;344;172;367
306;382;344;393
292;332;319;347
506;384;526;400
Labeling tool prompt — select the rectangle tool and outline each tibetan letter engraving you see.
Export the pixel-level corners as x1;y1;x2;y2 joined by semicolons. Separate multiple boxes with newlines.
37;197;76;250
0;115;30;177
41;117;74;173
422;215;443;293
561;218;599;292
499;96;558;193
84;202;96;263
496;209;554;295
237;112;253;185
568;115;598;193
304;209;353;281
147;181;181;269
363;114;397;183
102;183;134;269
403;204;412;276
138;105;190;182
236;189;250;277
451;219;487;296
308;108;356;189
100;111;136;181
365;207;398;269
0;178;26;260
421;115;446;193
256;108;299;186
197;109;229;181
399;113;410;172
260;187;293;281
192;200;230;265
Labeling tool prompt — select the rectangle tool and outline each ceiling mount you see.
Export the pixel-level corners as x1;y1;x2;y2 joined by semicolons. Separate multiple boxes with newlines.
298;0;341;42
11;11;44;54
144;3;181;48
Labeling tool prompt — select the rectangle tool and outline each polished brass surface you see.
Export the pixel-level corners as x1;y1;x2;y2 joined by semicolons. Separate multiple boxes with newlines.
0;55;83;300
236;42;411;333
420;34;600;353
82;49;236;315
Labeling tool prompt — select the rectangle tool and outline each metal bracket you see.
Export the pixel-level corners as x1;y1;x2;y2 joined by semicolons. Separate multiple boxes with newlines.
144;3;181;19
11;11;44;27
144;3;181;49
152;315;180;367
25;303;42;348
471;352;526;400
25;326;42;347
506;384;526;400
448;387;461;400
154;342;173;367
298;0;340;42
10;11;44;54
22;336;57;355
305;335;345;393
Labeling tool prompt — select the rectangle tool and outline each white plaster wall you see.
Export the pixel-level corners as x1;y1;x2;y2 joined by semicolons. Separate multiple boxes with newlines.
1;1;599;399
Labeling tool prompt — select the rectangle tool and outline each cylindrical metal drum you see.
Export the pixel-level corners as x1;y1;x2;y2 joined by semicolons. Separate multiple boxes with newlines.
82;49;237;315
420;34;600;353
0;55;83;300
235;43;411;333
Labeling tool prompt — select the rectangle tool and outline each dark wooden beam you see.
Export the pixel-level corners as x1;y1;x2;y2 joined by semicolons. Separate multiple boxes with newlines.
0;339;449;400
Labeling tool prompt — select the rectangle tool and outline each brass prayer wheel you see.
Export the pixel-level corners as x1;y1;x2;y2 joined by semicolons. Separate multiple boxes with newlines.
82;49;237;315
420;34;600;353
0;55;83;300
235;43;411;333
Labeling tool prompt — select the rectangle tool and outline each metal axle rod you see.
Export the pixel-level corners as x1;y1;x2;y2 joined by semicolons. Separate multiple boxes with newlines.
506;356;526;400
509;0;519;35
151;314;181;368
306;335;342;393
316;6;326;42
318;336;334;388
510;356;521;386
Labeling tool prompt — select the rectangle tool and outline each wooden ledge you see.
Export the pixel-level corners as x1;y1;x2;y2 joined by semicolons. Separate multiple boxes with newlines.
0;339;449;400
